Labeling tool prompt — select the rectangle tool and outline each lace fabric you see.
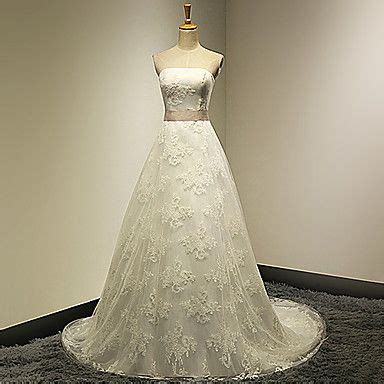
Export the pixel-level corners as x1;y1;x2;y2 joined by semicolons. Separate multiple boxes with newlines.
61;65;326;380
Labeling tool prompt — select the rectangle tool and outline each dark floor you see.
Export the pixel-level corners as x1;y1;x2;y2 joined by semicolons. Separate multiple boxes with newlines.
1;282;383;383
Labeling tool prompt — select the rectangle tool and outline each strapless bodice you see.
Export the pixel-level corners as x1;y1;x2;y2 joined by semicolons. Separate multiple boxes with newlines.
159;67;215;114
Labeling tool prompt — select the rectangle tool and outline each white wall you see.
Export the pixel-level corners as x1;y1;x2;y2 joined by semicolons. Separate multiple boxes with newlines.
226;0;384;283
0;0;226;328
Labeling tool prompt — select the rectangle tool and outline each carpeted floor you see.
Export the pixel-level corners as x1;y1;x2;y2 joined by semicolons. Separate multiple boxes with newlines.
1;282;383;383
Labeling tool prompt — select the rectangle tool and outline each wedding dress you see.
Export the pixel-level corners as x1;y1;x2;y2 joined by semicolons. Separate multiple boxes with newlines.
61;62;326;381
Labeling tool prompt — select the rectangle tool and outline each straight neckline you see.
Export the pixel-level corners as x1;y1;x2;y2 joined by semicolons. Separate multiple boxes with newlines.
158;67;215;82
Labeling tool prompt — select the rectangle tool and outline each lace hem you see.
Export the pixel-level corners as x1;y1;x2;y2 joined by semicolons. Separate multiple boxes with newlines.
60;297;327;382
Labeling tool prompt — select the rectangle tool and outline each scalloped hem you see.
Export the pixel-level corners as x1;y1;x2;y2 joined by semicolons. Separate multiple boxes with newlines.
60;297;327;382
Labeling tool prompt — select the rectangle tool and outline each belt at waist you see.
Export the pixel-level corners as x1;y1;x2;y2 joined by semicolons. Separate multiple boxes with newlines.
163;110;209;121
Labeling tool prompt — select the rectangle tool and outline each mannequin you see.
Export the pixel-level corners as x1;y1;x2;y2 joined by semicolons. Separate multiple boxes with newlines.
152;3;224;79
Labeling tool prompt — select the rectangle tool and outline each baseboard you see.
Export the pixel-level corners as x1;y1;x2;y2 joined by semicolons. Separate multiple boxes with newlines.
258;264;383;300
0;299;98;348
1;265;383;347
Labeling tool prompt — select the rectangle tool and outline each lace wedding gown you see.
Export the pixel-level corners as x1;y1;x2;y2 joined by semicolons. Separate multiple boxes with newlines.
61;63;326;381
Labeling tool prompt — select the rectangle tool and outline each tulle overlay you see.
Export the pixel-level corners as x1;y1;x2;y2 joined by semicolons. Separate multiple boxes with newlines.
61;119;326;380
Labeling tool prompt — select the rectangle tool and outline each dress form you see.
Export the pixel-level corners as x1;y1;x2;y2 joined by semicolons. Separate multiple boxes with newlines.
152;3;224;78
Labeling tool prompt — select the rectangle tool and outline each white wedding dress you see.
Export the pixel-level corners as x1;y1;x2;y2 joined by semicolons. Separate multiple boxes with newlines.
61;62;326;381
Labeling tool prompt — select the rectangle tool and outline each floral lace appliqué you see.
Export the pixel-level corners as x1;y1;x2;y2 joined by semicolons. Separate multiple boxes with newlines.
124;312;153;363
146;230;168;263
120;226;136;261
204;254;230;292
177;160;214;195
161;82;196;107
141;288;172;325
160;195;194;229
181;288;221;324
136;178;155;203
225;241;248;269
150;360;159;376
241;342;262;375
198;97;208;110
159;259;196;293
241;307;264;336
244;273;263;296
228;216;245;238
203;189;225;226
162;134;194;166
159;320;197;375
206;321;241;368
122;270;154;295
209;154;227;178
180;223;217;260
158;175;170;192
204;242;247;292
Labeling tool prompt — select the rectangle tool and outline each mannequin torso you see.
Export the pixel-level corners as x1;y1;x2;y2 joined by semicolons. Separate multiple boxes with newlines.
153;29;224;79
